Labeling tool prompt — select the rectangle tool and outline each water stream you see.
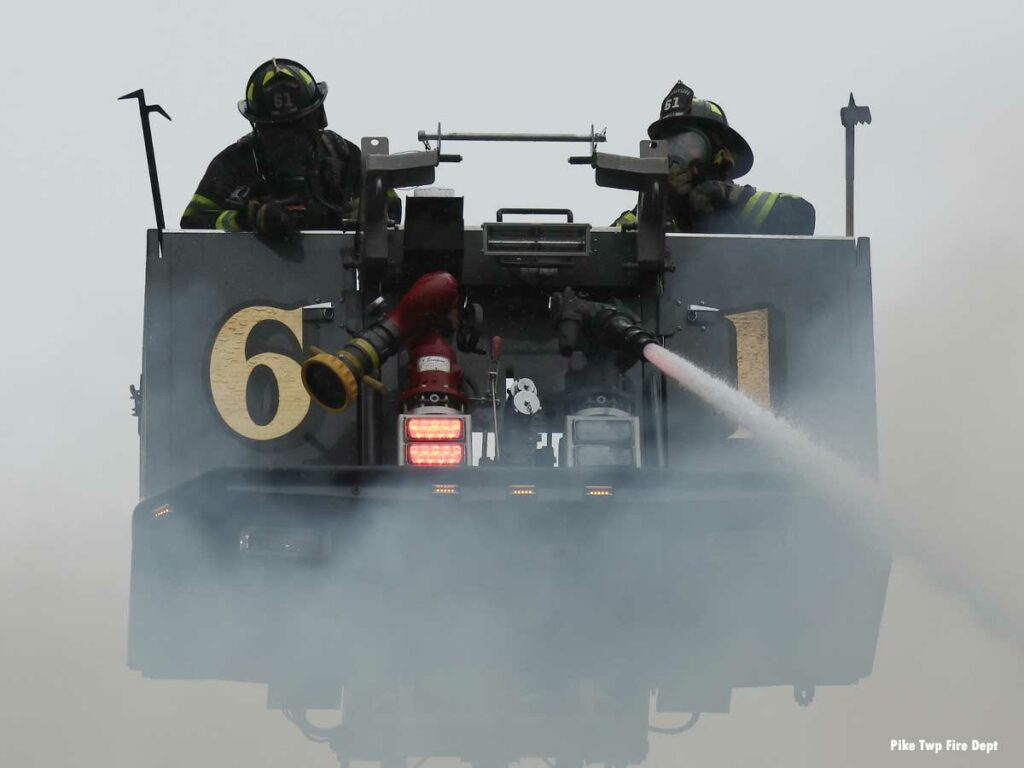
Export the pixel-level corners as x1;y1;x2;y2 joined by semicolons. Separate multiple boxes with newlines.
643;343;1023;646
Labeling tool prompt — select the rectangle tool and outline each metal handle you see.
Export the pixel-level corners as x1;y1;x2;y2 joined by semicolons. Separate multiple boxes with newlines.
568;155;593;165
495;208;574;223
418;129;607;144
686;304;720;325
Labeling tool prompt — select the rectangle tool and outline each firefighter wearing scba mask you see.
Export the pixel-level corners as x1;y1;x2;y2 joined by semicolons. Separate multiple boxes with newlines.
180;58;401;239
616;81;815;235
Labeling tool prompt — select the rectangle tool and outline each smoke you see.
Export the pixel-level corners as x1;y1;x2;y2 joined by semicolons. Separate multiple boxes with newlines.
4;1;1024;766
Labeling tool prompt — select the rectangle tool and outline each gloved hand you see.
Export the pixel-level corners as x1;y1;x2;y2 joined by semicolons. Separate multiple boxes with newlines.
667;163;750;214
244;198;297;241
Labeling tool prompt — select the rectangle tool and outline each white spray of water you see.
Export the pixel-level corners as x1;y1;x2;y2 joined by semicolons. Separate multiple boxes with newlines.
643;343;1024;646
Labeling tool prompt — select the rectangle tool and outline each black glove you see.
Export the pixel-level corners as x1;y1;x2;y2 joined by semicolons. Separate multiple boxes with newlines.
244;199;296;241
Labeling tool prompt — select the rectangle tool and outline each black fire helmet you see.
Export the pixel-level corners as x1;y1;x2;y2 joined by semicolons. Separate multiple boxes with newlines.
647;80;754;179
238;58;328;126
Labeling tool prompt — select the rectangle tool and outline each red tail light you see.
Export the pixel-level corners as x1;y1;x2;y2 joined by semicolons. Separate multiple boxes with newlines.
405;417;465;441
406;443;465;466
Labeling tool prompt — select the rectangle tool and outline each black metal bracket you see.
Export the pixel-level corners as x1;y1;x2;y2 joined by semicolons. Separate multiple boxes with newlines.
359;137;462;275
635;140;669;271
129;380;143;418
571;140;669;271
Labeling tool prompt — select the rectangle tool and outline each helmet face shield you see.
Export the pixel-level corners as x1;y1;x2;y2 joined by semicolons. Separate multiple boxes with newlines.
665;129;711;168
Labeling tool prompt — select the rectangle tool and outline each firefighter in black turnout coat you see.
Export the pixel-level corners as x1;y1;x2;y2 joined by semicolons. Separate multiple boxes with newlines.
181;58;400;239
617;81;815;235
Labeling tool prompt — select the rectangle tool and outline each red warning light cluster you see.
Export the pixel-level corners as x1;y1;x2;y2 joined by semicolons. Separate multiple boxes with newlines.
401;416;468;466
405;417;465;441
406;443;466;466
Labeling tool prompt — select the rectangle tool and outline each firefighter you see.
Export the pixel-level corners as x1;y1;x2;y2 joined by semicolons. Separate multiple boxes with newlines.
616;81;815;235
180;58;400;239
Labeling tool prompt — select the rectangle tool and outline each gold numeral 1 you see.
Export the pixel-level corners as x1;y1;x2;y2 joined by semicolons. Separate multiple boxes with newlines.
726;308;771;439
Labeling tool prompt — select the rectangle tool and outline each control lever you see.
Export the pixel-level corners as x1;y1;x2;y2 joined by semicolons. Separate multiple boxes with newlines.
489;336;503;461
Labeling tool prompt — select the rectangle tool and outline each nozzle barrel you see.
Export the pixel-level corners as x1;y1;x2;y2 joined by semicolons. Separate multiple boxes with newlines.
550;287;657;363
593;306;658;358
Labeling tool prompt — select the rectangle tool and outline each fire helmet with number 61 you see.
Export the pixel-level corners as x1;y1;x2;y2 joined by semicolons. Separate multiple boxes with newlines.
648;80;754;179
237;58;328;126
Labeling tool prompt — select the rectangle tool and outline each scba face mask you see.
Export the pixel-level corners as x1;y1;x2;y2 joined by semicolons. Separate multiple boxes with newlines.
256;122;321;184
665;129;711;169
666;129;738;180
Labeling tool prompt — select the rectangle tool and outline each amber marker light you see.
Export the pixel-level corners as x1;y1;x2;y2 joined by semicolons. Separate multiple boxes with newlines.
152;503;172;519
432;484;461;496
584;486;614;498
407;443;465;466
507;485;537;497
406;417;465;441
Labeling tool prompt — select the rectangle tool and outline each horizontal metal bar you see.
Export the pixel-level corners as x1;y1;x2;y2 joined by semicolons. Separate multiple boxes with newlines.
417;130;607;143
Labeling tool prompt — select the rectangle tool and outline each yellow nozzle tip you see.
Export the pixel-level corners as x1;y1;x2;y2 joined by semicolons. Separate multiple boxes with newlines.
301;353;360;412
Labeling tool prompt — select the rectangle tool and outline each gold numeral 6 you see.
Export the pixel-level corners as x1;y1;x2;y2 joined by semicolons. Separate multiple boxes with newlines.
209;306;309;440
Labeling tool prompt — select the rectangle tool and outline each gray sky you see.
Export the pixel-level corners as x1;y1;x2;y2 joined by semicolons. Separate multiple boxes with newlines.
2;0;1023;765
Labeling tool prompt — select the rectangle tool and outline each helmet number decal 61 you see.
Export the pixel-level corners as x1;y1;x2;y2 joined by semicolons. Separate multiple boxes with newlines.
273;92;294;109
209;306;309;440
